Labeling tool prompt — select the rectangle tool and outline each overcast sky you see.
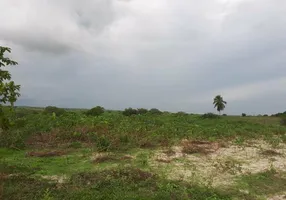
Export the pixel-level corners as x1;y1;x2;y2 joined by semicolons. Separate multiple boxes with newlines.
1;0;285;114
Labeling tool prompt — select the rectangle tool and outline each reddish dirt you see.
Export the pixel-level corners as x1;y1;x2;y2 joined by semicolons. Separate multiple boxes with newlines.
181;139;220;154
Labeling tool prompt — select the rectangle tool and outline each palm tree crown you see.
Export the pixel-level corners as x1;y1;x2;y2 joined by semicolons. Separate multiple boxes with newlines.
213;95;227;114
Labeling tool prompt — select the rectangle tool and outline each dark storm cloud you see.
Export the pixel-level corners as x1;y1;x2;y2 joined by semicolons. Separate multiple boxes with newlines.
1;0;286;114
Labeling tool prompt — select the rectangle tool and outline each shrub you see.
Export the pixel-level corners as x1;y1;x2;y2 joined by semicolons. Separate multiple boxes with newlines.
263;114;268;117
122;108;138;116
222;114;227;116
43;106;66;116
280;117;286;126
86;106;105;117
96;136;111;152
242;113;246;117
175;111;188;116
137;108;148;115
201;113;219;119
148;108;162;115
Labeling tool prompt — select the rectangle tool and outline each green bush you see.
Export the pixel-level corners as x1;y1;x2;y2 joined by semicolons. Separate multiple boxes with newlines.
280;117;286;126
122;108;138;116
201;113;219;119
175;111;188;116
148;108;162;115
43;106;66;116
242;113;246;117
137;108;148;115
86;106;105;117
96;136;111;152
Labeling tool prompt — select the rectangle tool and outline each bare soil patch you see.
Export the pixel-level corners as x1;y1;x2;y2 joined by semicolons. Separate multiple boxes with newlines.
181;139;220;154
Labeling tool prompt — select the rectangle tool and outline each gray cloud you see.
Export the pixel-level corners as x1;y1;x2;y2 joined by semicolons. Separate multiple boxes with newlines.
1;0;286;114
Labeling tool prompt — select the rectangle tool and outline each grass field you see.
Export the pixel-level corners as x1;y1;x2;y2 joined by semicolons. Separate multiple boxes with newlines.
1;107;286;200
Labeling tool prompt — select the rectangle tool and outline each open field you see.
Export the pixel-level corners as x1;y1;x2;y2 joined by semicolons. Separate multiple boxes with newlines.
1;107;286;200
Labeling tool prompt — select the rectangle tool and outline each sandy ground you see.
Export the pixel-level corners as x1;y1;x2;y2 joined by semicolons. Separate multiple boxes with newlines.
152;140;286;188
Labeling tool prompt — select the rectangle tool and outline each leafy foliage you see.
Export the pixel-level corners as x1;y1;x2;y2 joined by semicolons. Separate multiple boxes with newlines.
201;112;220;119
43;106;66;116
280;116;286;126
122;108;138;116
213;95;227;114
0;46;20;131
86;106;105;117
137;108;148;115
148;108;162;115
241;113;246;117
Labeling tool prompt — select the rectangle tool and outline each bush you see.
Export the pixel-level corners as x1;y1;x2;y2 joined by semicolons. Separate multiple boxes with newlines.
242;113;246;117
175;111;188;116
280;117;286;126
43;106;66;116
86;106;105;117
148;108;162;115
137;108;148;115
122;108;138;116
201;113;219;119
222;114;227;116
263;114;268;117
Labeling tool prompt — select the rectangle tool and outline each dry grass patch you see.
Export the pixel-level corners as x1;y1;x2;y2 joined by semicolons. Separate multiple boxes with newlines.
181;139;220;154
92;153;118;164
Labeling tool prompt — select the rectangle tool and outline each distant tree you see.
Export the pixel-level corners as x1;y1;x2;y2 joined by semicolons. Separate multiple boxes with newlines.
122;108;138;116
137;108;148;115
213;95;227;115
43;106;66;116
0;46;20;130
148;108;162;115
242;113;246;117
201;112;219;119
86;106;105;117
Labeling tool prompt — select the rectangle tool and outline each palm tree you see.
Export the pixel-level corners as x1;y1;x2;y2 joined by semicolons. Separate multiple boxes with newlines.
213;95;227;115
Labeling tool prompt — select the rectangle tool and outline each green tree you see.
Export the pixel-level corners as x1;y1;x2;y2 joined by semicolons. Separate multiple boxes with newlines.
213;95;227;115
0;46;20;130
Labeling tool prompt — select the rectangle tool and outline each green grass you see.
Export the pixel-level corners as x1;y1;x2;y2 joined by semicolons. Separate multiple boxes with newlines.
1;163;232;200
1;107;285;151
235;170;286;198
1;107;286;199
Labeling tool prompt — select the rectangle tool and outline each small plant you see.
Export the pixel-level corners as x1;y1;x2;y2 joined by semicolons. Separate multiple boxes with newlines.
85;106;105;117
41;188;54;200
96;136;111;152
122;108;138;116
43;106;66;116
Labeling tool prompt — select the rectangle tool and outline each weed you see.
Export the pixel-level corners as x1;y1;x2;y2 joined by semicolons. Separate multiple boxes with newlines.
68;141;82;149
236;170;286;197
